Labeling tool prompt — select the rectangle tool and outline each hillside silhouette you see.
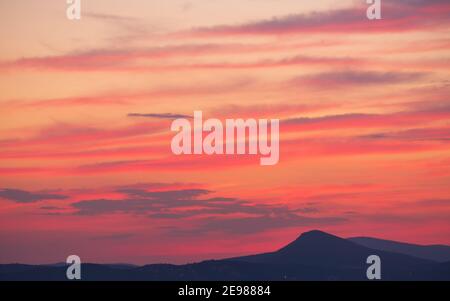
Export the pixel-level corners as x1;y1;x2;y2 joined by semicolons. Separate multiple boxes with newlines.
1;230;449;281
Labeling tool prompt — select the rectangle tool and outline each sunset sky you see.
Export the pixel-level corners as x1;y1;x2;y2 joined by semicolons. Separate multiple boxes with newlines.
0;0;450;265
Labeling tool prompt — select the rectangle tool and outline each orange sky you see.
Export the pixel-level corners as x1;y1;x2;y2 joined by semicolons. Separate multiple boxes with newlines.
0;0;450;264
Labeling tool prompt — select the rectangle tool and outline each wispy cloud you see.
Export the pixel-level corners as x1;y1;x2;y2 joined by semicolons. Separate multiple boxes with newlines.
70;188;345;234
359;127;450;142
291;71;426;88
283;106;450;131
128;113;193;119
0;188;68;203
186;0;450;36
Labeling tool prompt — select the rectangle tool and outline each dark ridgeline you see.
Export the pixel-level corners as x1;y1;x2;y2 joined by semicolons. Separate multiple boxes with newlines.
348;236;450;263
1;230;449;281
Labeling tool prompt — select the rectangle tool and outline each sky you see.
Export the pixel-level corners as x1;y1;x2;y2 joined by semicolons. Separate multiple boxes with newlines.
0;0;449;265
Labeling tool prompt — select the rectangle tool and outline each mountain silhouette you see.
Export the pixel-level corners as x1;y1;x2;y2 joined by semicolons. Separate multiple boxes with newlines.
230;230;379;267
1;230;449;281
349;236;450;263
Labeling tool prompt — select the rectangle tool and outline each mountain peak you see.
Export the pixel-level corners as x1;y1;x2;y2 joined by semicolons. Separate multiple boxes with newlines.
288;230;342;245
297;230;335;239
276;230;354;255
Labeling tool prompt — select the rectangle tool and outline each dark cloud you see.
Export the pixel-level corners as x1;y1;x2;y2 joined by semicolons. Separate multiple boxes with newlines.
189;0;450;36
84;12;138;22
411;199;450;207
284;113;374;126
359;127;450;142
115;182;183;190
116;188;211;200
77;160;147;171
71;188;346;234
397;0;450;6
72;189;213;216
40;206;64;210
282;106;449;130
0;188;68;203
295;207;320;214
291;71;426;87
72;194;268;217
128;113;193;119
